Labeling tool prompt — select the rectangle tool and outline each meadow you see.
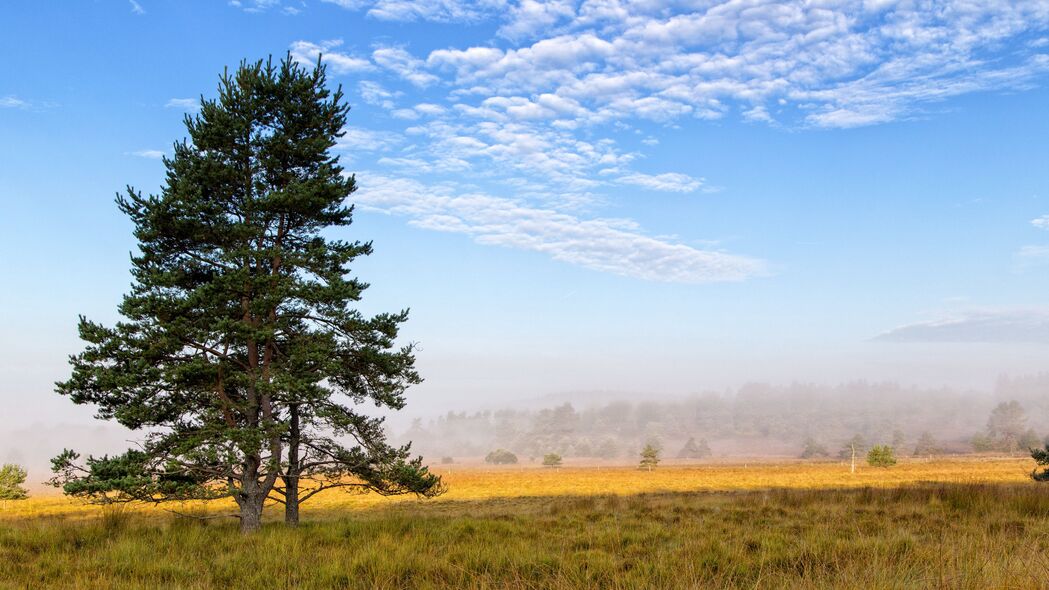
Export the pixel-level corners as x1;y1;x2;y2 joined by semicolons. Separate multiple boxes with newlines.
2;456;1047;589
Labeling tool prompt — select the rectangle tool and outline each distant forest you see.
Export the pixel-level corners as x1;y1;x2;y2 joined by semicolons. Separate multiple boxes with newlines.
394;374;1049;462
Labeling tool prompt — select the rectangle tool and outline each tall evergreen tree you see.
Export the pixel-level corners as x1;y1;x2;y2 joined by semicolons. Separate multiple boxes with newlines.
51;55;441;532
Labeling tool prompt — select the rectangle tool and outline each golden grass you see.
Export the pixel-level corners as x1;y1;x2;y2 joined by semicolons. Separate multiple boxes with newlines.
1;456;1045;589
2;456;1034;521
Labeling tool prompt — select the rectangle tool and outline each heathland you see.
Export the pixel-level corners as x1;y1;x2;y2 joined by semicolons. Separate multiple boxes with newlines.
2;456;1046;589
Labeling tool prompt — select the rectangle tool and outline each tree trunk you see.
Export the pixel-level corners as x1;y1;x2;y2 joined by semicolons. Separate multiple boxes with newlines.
237;457;266;534
239;496;264;533
284;404;301;526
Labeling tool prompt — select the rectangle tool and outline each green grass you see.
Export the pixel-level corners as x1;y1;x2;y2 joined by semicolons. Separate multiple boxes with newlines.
3;483;1049;589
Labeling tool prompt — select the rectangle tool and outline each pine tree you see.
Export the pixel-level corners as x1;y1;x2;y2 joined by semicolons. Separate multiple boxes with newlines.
867;445;897;467
799;437;830;459
639;443;661;471
51;55;441;532
0;464;28;502
676;436;711;460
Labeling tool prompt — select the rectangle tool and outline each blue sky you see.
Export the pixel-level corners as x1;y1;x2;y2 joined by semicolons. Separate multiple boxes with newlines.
3;1;1049;427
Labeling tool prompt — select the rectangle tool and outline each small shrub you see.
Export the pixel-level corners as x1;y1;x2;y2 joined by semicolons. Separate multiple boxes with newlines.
867;445;897;467
484;449;518;465
542;453;562;467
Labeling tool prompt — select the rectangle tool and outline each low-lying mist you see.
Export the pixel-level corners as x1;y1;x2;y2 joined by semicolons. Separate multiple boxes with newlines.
392;373;1049;464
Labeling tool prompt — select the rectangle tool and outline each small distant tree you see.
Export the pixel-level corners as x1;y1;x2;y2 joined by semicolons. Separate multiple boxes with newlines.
542;453;562;467
867;445;897;467
839;435;867;473
838;435;867;460
676;437;711;460
971;433;995;452
800;438;830;459
485;449;518;465
985;400;1029;453
912;432;940;457
440;456;454;465
594;438;619;460
1019;429;1041;452
891;429;906;450
0;464;29;502
639;443;661;471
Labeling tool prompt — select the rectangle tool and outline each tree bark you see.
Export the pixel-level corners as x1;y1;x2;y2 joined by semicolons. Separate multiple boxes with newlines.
237;456;267;533
239;496;264;533
284;404;301;526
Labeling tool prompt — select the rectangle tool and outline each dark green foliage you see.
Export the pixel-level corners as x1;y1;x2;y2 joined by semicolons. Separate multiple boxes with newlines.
1031;445;1049;481
0;464;28;501
52;55;440;531
676;437;711;460
639;443;660;471
867;445;897;467
800;438;830;459
542;453;562;467
485;449;518;465
49;450;214;504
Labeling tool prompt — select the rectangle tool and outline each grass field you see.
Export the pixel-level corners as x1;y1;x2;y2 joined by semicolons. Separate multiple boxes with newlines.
2;456;1046;589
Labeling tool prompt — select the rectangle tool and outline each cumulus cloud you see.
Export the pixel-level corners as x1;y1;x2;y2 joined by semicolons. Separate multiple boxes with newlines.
1032;215;1049;230
617;172;703;193
354;174;765;283
290;40;373;74
874;309;1049;344
372;47;439;87
335;127;402;152
323;0;506;22
289;2;1049;283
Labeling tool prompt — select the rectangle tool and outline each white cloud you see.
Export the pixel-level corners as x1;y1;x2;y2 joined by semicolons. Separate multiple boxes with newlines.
165;98;199;111
372;47;439;87
290;40;374;74
357;80;400;109
875;309;1049;343
127;150;165;159
229;0;283;12
1032;215;1049;230
324;0;507;22
617;172;703;193
498;0;576;41
0;96;29;109
335;127;402;152
129;0;145;15
354;174;765;283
